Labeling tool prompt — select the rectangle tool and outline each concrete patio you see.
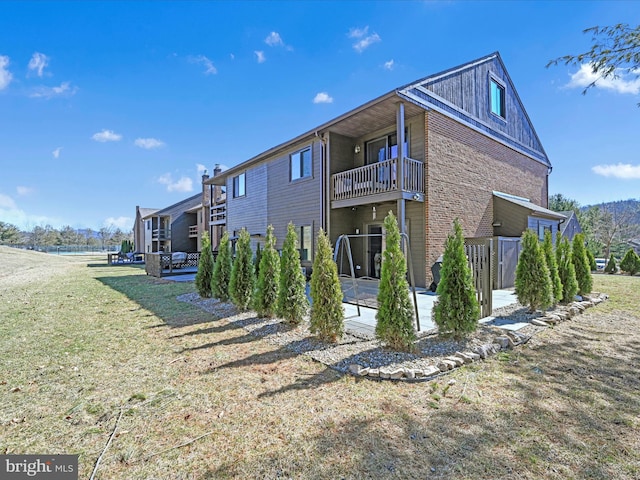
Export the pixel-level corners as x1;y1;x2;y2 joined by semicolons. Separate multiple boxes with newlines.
162;272;524;335
343;287;523;337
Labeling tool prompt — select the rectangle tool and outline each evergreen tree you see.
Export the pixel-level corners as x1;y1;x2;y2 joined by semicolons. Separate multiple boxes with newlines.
277;223;309;324
572;233;593;296
432;219;480;339
254;243;262;277
254;225;280;318
229;228;255;311
556;236;578;303
212;231;232;301
195;231;214;298
515;229;553;312
605;253;618;274
310;228;344;342
375;212;416;350
586;249;597;272
543;230;563;304
620;249;640;275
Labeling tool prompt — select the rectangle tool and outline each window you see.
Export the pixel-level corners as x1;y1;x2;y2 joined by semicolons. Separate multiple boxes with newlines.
299;225;312;261
365;129;409;165
233;172;245;198
490;78;505;118
290;147;312;181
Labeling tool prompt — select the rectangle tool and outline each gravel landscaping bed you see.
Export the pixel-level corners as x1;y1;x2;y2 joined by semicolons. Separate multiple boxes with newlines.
177;292;608;381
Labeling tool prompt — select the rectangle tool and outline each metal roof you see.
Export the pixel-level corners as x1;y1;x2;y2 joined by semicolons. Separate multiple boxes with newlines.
493;191;566;219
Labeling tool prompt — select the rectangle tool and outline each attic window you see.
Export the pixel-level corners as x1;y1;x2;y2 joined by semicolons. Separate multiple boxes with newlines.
490;78;505;119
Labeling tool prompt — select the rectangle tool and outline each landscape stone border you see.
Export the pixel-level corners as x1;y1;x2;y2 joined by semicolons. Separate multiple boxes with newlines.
346;293;608;382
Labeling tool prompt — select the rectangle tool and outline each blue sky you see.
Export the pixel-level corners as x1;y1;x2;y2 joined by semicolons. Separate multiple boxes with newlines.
1;0;639;232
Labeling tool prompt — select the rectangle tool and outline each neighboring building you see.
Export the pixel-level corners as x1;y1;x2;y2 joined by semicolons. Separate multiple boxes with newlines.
140;194;202;253
629;238;640;255
558;210;582;241
135;166;226;255
133;206;159;253
204;52;562;288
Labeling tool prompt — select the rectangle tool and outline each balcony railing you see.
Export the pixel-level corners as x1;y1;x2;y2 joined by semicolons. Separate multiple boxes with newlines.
210;202;227;226
152;228;171;240
331;157;424;204
188;225;198;238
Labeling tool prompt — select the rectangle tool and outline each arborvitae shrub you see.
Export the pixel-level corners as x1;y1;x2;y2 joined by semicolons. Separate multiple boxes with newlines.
310;228;344;342
543;230;562;304
195;231;214;298
432;219;480;339
277;223;309;324
375;212;416;351
515;229;553;312
229;228;255;311
254;225;280;318
586;249;596;272
212;231;232;301
572;233;593;296
556;236;578;303
605;253;617;274
620;249;640;276
254;243;262;277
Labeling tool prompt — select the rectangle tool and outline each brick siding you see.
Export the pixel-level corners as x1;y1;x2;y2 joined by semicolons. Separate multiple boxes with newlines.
424;110;549;283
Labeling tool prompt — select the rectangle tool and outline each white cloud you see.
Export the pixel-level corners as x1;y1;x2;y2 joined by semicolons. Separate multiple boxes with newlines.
313;92;334;104
189;54;217;75
567;63;640;95
264;31;293;51
52;147;62;158
0;55;13;90
196;164;207;176
134;138;165;149
348;26;381;53
92;129;122;142
16;186;33;196
255;50;266;63
265;31;284;47
28;52;49;77
592;163;640;179
30;81;78;99
383;59;395;71
157;173;194;193
348;26;369;38
0;193;17;209
104;216;133;230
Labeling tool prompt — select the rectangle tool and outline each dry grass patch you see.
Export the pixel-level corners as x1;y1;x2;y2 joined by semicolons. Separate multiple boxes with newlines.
1;248;638;479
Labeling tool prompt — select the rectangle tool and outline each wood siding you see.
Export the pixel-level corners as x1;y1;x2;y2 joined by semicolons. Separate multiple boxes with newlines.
403;54;547;166
224;140;323;263
267;140;323;255
226;164;268;238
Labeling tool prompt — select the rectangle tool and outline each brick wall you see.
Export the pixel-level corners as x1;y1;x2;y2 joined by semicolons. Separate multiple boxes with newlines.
424;110;549;283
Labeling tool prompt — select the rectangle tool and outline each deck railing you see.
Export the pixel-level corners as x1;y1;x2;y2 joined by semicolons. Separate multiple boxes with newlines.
210;202;227;226
152;228;171;240
331;157;424;202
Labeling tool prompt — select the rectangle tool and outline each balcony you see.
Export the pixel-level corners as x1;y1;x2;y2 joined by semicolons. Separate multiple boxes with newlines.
331;157;424;208
210;202;227;226
188;225;198;238
152;228;171;240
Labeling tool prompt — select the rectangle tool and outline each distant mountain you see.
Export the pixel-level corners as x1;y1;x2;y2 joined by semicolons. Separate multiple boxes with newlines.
582;199;640;228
